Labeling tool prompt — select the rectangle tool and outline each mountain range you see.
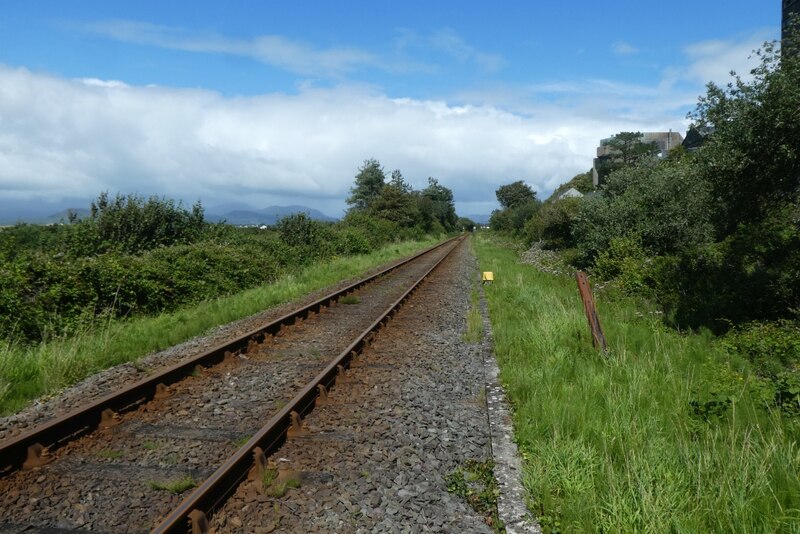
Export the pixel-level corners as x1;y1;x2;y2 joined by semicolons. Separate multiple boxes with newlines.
0;198;337;226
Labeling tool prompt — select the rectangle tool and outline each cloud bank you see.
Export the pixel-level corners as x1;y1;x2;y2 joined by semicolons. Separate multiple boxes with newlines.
1;65;653;216
0;28;770;216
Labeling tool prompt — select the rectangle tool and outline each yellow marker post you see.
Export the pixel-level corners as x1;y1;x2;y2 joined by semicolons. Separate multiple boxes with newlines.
482;271;494;284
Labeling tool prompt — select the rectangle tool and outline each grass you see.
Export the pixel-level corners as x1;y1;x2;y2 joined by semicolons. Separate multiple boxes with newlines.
463;285;483;343
446;459;504;533
474;233;800;533
0;238;438;415
148;474;197;494
338;294;361;305
233;435;252;448
262;468;301;498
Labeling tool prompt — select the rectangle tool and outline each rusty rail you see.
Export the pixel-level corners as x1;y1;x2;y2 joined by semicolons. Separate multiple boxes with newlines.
575;271;607;352
0;236;460;478
152;236;465;533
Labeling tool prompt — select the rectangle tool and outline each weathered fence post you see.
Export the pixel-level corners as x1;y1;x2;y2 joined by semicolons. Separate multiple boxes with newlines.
575;271;608;353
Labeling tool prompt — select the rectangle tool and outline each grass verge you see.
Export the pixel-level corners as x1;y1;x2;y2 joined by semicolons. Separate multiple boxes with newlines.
474;233;800;533
0;238;438;415
148;475;197;494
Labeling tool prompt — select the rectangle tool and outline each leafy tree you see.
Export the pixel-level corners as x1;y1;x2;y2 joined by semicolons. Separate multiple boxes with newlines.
346;159;386;211
369;170;418;227
659;30;800;329
490;181;541;235
548;171;594;201
690;37;800;235
573;158;713;262
595;132;660;184
276;212;328;247
525;196;582;249
457;217;476;232
495;180;537;209
420;177;458;231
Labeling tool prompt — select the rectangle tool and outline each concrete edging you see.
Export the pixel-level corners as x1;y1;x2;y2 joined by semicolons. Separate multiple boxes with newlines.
479;281;541;534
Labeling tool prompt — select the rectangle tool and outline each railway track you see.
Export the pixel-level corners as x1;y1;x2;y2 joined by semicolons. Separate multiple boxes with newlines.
0;236;466;533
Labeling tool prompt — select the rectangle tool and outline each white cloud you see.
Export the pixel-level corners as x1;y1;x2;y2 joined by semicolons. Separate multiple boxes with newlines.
0;29;774;216
612;41;638;55
0;65;631;215
662;30;774;89
82;19;380;77
429;28;506;72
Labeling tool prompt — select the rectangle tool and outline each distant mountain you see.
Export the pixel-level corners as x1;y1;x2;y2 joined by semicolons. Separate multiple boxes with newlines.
464;214;491;225
0;199;336;227
205;205;337;226
45;208;92;223
0;197;93;225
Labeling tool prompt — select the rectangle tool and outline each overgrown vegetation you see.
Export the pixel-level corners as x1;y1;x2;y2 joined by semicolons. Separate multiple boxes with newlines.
446;458;503;532
0;237;437;414
148;474;197;494
463;287;483;343
261;467;301;498
0;161;459;345
478;31;800;530
475;235;800;532
0;159;460;413
489;180;541;236
496;29;800;424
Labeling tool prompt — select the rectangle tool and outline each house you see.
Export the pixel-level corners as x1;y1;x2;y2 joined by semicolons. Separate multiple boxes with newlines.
682;125;714;151
557;188;584;200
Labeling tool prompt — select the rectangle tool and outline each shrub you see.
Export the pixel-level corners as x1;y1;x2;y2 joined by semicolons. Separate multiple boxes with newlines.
722;320;800;377
524;197;581;249
592;237;651;295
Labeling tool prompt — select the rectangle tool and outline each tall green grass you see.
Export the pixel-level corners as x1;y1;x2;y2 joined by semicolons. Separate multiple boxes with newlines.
0;239;437;415
474;234;800;532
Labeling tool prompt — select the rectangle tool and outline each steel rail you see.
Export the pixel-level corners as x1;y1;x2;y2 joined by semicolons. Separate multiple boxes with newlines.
152;235;465;533
0;236;460;477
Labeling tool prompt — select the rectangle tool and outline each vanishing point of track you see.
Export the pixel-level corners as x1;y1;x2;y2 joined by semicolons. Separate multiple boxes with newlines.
0;236;465;533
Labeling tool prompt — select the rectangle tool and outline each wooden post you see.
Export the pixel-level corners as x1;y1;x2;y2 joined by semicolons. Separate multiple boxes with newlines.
575;271;608;353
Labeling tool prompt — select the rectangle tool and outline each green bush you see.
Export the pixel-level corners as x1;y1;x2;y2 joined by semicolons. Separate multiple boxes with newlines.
722;320;800;377
341;212;401;248
592;237;651;295
524;197;581;249
332;227;372;255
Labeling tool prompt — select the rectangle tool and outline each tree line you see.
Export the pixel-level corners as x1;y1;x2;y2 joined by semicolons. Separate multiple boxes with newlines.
0;163;461;344
345;158;459;233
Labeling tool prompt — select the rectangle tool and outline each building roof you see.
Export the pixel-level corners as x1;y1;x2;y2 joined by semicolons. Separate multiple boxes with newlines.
557;187;584;199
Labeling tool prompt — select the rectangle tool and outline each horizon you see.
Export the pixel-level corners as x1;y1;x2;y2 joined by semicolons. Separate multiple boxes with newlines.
0;1;781;217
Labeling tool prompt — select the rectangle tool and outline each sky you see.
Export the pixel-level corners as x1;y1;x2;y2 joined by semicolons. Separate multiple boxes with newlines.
0;1;782;218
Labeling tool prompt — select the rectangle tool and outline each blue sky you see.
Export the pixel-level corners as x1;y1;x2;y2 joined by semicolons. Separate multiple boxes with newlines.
0;1;782;217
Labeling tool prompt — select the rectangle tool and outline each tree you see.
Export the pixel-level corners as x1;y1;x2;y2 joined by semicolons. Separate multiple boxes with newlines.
457;217;476;232
595;132;660;184
690;37;800;235
495;181;537;209
573;158;713;261
369;170;418;227
525;196;582;249
420;177;458;231
490;181;541;235
76;192;205;255
548;171;594;201
346;159;386;211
